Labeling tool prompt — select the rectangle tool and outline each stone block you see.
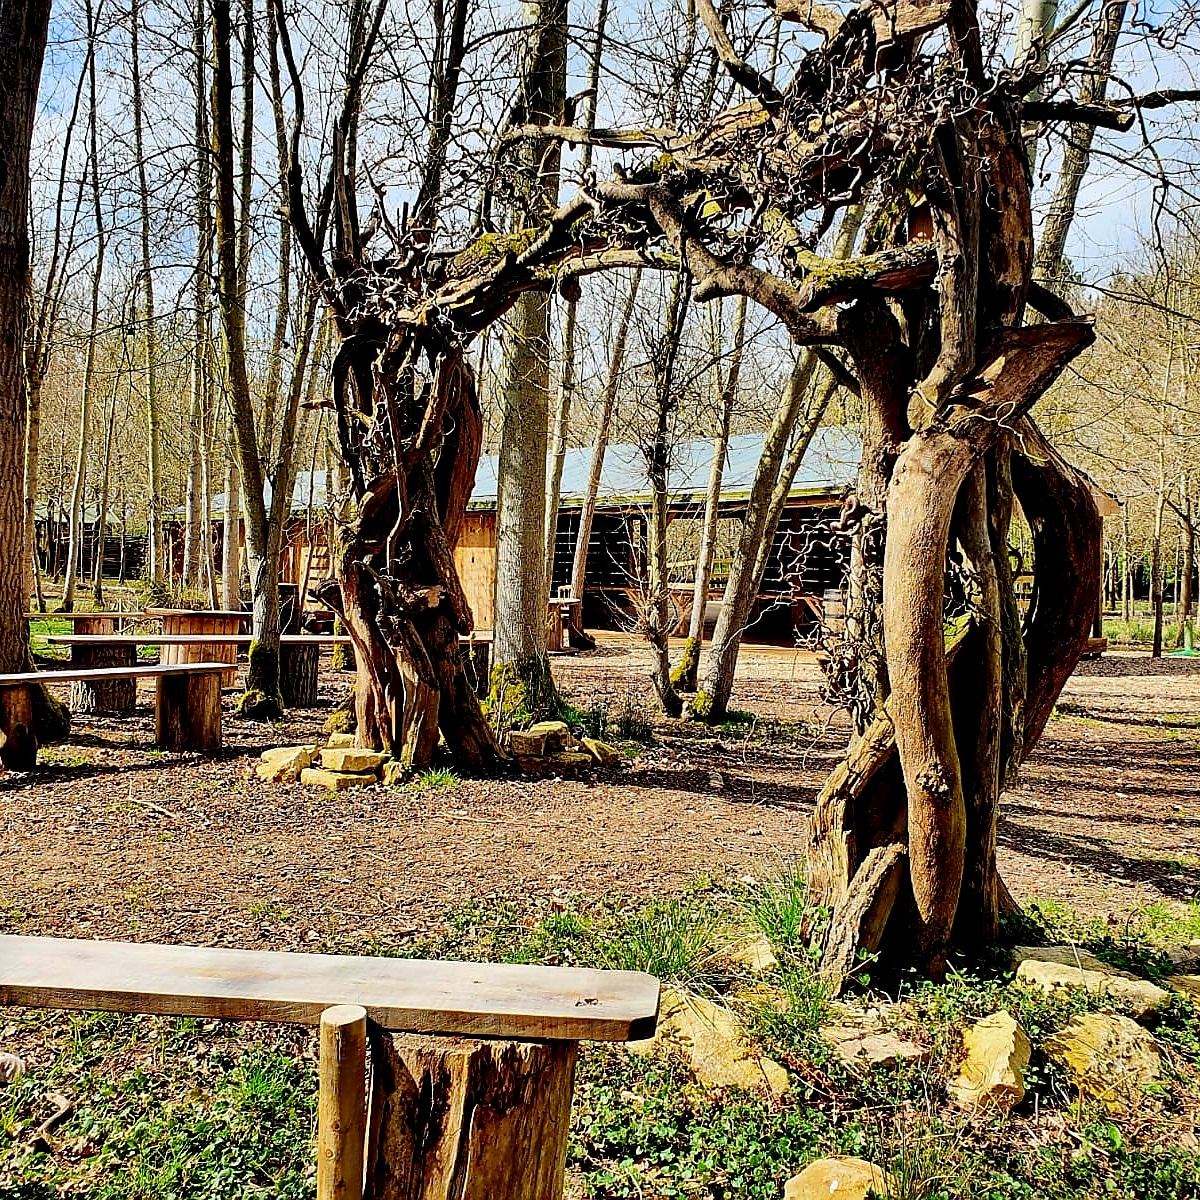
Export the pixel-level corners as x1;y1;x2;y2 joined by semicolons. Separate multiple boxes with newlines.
300;766;374;792
320;747;387;774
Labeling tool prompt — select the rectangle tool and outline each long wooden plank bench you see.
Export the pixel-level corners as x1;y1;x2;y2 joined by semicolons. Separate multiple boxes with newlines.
1;935;660;1199
46;634;354;712
0;662;226;768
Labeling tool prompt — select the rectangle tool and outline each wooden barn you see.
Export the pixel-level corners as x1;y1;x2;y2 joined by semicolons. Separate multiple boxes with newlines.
460;427;860;642
181;427;861;644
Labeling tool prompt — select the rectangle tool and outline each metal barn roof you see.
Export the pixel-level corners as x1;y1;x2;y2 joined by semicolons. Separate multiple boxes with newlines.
468;426;861;509
196;426;861;516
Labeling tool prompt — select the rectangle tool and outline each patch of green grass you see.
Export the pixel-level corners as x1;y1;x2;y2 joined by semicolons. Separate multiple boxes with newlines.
406;767;460;792
609;693;655;744
247;900;291;923
743;859;813;949
0;1011;316;1199
36;748;88;768
600;897;722;990
716;708;756;734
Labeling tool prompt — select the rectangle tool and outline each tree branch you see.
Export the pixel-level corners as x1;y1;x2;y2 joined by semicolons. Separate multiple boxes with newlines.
1022;99;1134;131
695;0;783;107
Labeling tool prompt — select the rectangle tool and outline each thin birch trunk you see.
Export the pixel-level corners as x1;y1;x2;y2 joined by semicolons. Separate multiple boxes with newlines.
221;443;242;609
673;294;746;691
64;1;106;610
568;270;641;641
91;373;118;605
543;0;610;590
130;0;164;588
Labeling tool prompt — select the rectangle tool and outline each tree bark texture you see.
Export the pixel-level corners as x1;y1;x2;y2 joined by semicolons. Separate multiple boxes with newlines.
1;0;52;674
492;0;567;678
365;1032;576;1200
673;296;746;693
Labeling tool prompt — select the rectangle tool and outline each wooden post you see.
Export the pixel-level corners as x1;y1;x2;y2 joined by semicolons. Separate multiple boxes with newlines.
155;670;222;752
318;1004;368;1200
0;684;38;770
365;1033;577;1200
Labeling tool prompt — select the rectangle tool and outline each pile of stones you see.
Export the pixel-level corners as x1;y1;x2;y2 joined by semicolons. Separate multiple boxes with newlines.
506;720;621;773
256;732;391;790
255;722;625;790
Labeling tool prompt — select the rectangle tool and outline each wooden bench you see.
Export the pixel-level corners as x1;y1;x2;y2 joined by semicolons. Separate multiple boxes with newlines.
0;662;227;768
0;934;660;1199
47;635;352;710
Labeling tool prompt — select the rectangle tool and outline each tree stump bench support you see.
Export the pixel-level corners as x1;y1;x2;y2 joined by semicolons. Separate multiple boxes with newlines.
68;642;137;715
0;935;660;1200
0;663;227;764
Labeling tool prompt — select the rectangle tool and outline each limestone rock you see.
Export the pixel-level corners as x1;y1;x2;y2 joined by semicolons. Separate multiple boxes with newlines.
300;766;374;792
549;751;593;770
509;730;548;757
326;732;356;748
1012;944;1108;971
0;1052;26;1085
726;933;778;976
381;760;407;788
1045;1012;1163;1114
627;987;788;1096
256;744;318;783
528;720;570;752
1014;948;1170;1019
821;1025;928;1071
320;747;387;774
1167;941;1200;972
784;1157;895;1200
951;1011;1030;1109
1167;973;1200;1003
582;736;621;766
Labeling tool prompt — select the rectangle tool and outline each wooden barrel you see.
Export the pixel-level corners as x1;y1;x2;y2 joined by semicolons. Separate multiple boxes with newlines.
152;611;244;688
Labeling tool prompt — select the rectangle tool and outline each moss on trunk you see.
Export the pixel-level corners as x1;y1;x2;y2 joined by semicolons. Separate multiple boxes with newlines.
236;638;284;722
670;635;701;692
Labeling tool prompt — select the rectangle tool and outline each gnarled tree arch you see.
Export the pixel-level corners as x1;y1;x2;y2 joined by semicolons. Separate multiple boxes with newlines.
276;0;1123;973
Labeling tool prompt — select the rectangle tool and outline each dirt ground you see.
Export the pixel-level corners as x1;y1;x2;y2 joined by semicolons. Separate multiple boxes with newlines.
1;635;1197;951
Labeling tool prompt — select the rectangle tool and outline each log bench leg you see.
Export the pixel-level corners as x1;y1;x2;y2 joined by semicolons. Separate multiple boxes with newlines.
0;684;38;771
70;644;137;715
365;1032;577;1200
155;672;222;752
280;642;320;707
319;1005;367;1200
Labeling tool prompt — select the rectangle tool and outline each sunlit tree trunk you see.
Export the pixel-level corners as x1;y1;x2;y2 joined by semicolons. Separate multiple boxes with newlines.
491;0;567;704
130;0;164;588
674;295;746;692
644;270;691;716
567;270;641;646
543;0;609;592
63;1;106;611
